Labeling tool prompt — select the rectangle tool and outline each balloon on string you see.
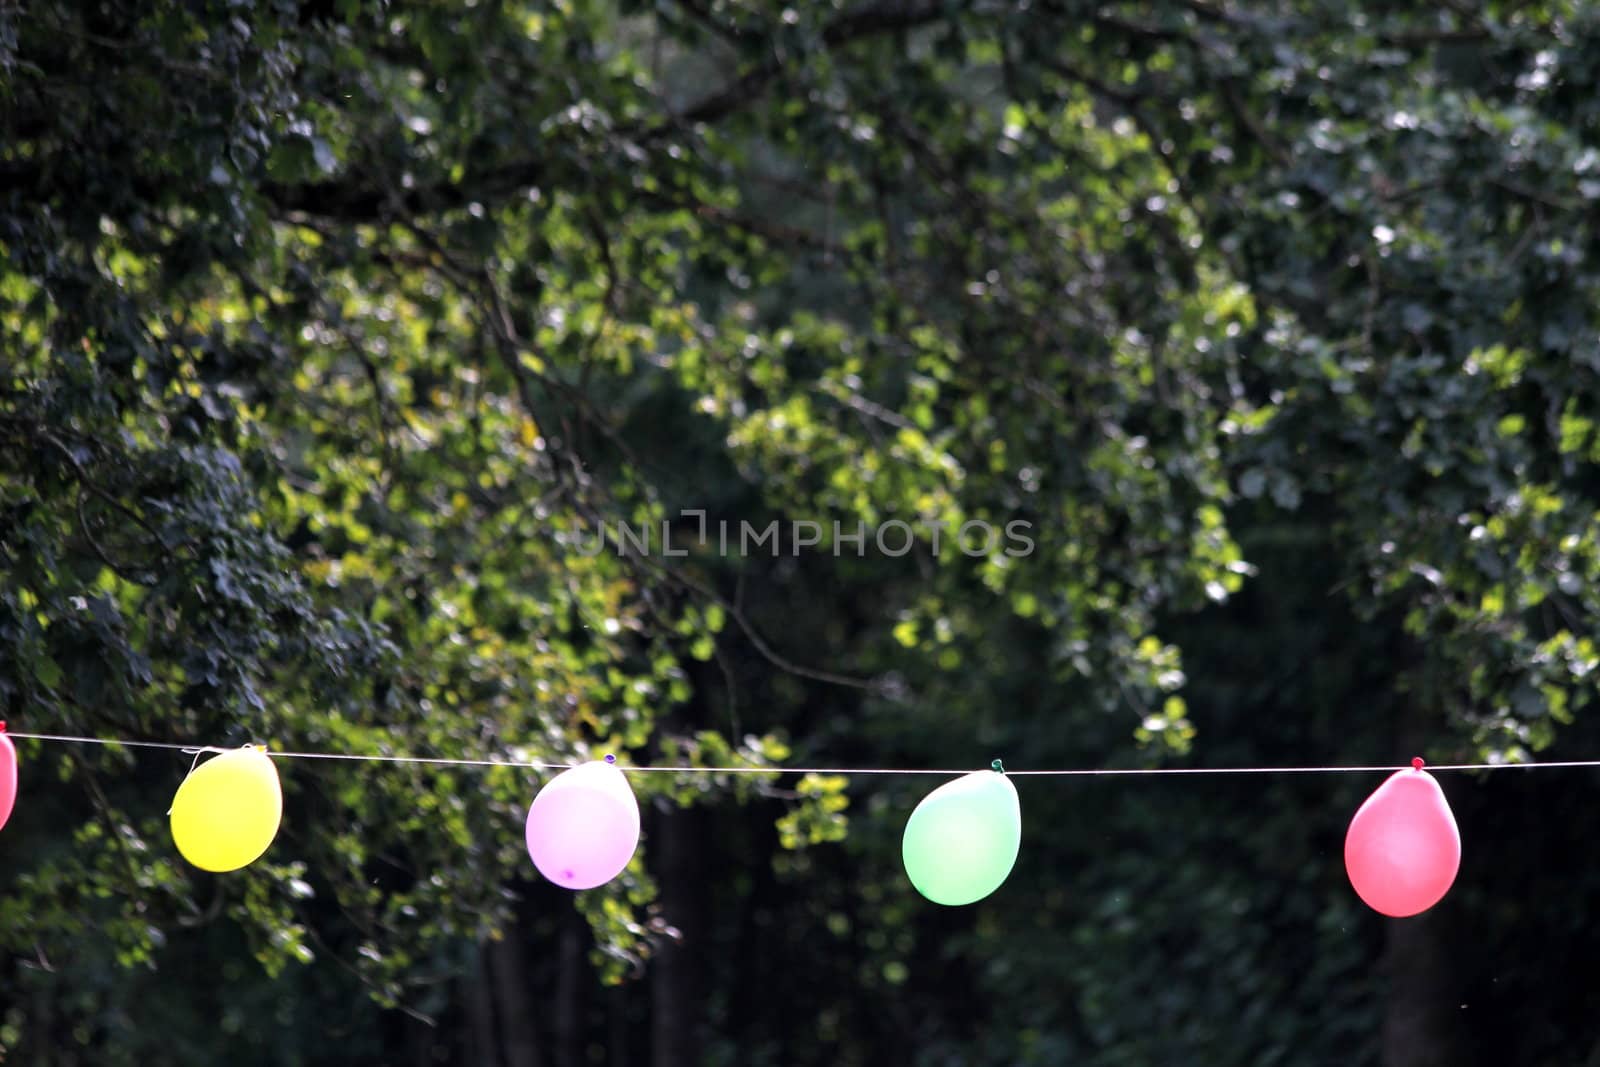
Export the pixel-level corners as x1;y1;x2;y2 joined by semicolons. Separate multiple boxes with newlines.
902;760;1021;906
169;745;283;872
1344;758;1460;917
0;723;16;834
525;755;640;890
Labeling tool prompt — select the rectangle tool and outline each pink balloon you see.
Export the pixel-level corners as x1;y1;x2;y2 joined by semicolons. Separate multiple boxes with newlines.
0;725;14;833
1344;760;1460;917
525;758;640;890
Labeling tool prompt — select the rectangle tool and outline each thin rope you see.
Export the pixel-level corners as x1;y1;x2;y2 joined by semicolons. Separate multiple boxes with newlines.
266;750;574;769
6;731;1600;776
8;732;200;753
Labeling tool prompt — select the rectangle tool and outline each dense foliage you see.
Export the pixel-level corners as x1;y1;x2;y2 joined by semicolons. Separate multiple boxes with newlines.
5;1;1600;1064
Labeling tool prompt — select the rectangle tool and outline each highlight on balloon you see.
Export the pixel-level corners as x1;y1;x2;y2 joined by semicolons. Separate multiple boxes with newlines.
1343;757;1461;917
901;759;1022;906
525;753;642;890
169;744;285;873
0;722;16;836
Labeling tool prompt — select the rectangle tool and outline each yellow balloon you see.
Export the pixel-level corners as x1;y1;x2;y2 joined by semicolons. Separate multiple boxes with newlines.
169;746;282;872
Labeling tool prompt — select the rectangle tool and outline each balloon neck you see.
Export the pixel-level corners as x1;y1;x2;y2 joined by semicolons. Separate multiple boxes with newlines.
1411;756;1425;771
604;753;616;765
0;721;7;732
991;759;1005;775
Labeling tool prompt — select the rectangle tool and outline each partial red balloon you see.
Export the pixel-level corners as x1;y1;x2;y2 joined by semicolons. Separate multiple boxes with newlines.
0;723;15;834
1344;759;1459;917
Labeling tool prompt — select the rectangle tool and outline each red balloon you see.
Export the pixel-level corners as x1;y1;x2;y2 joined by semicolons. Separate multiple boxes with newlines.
1344;760;1459;917
0;725;15;834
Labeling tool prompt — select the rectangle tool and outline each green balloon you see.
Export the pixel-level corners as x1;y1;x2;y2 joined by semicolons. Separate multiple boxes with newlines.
902;767;1021;905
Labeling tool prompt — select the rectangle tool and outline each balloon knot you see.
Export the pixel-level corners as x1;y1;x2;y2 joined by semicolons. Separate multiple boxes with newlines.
604;753;616;765
1412;756;1425;771
991;758;1005;774
0;721;7;732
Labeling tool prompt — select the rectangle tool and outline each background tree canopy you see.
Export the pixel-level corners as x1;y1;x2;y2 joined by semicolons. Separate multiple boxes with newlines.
5;0;1600;1064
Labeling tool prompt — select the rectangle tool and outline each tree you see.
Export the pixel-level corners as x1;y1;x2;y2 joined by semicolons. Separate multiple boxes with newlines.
4;1;1600;1064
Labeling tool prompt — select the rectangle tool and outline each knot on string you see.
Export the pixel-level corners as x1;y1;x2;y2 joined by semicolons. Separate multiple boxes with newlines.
178;745;226;776
1412;756;1426;771
991;758;1005;774
169;745;229;814
604;753;617;765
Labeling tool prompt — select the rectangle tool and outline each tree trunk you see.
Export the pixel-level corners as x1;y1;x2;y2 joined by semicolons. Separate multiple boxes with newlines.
468;949;498;1066
411;1015;436;1067
487;935;544;1067
554;907;585;1067
651;804;706;1067
610;983;632;1067
1381;913;1471;1067
1382;668;1473;1067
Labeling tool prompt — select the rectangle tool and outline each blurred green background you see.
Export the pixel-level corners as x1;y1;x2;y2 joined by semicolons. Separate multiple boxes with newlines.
5;1;1600;1063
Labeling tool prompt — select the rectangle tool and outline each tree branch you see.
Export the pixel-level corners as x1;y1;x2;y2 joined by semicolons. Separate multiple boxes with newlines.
261;1;954;223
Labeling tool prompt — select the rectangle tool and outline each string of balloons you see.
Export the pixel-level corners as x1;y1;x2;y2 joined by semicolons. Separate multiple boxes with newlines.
3;724;1596;915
